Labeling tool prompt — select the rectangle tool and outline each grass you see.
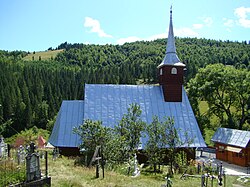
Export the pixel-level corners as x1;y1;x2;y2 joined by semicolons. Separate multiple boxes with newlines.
0;159;26;186
23;49;64;61
39;155;249;187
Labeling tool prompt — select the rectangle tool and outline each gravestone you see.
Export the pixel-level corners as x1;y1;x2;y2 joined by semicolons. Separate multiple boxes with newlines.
132;154;140;177
26;143;41;182
17;145;26;164
0;136;7;158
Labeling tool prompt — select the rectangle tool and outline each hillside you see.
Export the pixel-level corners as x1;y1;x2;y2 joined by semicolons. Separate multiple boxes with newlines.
22;49;64;61
0;38;249;138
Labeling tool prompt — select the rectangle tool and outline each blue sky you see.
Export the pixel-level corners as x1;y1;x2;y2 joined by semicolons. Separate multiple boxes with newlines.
0;0;249;51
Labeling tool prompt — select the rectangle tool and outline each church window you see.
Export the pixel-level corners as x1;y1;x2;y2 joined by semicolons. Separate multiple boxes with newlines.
171;67;177;74
160;68;163;75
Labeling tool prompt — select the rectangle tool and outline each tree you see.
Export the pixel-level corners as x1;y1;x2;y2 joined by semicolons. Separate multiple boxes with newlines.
115;103;145;155
144;116;167;173
0;119;13;136
161;117;192;175
73;119;110;154
188;64;250;130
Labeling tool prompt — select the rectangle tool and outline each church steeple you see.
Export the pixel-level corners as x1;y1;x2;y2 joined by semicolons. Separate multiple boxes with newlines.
158;6;186;102
158;6;185;68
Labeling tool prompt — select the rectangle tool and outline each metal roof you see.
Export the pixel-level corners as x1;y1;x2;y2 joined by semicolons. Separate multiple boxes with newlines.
158;6;185;68
211;128;250;148
84;84;206;148
49;84;206;149
49;100;84;147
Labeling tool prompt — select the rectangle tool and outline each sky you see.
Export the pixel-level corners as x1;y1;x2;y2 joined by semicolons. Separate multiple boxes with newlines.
0;0;250;51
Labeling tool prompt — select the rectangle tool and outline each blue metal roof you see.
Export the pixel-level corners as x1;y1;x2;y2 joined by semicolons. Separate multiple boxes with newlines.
49;100;84;147
84;84;206;148
211;128;250;148
49;84;206;148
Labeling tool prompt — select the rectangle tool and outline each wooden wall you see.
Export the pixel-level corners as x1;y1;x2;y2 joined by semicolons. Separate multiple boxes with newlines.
215;143;249;167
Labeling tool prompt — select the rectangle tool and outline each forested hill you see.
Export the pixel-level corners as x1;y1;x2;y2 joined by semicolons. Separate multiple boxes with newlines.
0;38;249;137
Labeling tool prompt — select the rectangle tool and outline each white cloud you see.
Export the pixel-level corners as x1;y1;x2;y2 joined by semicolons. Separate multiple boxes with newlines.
234;7;250;28
147;33;167;41
84;17;112;38
116;27;199;45
174;27;199;38
193;24;203;29
223;18;234;27
192;17;213;30
202;17;213;27
117;36;142;45
117;33;168;45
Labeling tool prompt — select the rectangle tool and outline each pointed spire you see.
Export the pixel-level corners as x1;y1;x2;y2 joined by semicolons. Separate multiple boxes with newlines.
158;6;185;68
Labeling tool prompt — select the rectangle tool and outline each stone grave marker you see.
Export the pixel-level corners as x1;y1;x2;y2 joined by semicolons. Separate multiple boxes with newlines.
17;145;26;164
132;153;140;177
26;142;41;182
0;136;7;158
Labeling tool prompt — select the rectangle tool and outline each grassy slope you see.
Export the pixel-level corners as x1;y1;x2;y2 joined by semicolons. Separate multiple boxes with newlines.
23;49;64;61
199;101;218;146
40;156;248;187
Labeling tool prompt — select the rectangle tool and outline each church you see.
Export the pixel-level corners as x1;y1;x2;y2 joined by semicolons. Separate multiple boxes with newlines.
49;8;206;155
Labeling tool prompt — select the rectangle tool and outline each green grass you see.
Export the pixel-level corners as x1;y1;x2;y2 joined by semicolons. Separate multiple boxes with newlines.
23;49;64;61
0;159;26;186
39;156;249;187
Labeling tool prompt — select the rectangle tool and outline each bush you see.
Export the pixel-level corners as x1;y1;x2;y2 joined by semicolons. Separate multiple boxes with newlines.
186;165;196;175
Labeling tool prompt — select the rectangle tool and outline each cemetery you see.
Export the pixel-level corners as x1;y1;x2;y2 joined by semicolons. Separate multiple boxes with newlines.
0;142;51;187
1;137;250;186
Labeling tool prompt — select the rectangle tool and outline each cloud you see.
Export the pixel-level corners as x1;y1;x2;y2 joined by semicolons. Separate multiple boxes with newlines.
174;28;199;38
234;7;250;28
193;24;203;29
192;17;213;30
223;18;234;27
117;36;142;45
202;17;213;27
147;33;167;41
116;27;199;45
117;33;168;45
84;17;112;38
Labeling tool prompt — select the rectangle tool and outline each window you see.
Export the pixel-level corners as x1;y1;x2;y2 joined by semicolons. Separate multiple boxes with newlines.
160;68;163;75
236;153;243;158
171;67;177;74
218;146;224;153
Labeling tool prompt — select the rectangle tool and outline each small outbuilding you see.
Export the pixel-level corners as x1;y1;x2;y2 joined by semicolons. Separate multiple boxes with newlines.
211;128;250;167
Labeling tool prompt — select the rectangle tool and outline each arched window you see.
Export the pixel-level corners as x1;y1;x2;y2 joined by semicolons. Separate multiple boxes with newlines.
160;68;163;75
171;67;177;74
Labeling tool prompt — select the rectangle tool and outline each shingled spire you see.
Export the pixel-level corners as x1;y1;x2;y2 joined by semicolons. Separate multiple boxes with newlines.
158;6;186;102
158;6;184;67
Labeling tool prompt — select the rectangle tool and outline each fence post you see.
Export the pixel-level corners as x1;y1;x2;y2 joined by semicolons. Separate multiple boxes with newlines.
201;175;205;187
96;163;99;178
197;163;201;174
223;173;226;187
45;151;48;178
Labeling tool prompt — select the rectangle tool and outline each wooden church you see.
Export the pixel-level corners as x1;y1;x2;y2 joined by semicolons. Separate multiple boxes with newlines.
49;8;206;155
